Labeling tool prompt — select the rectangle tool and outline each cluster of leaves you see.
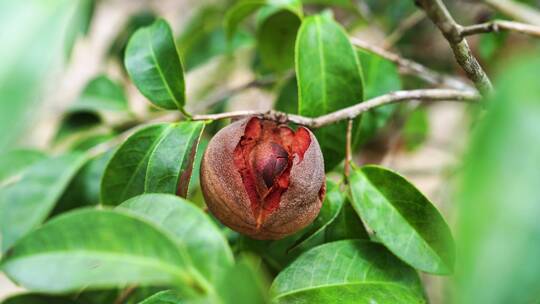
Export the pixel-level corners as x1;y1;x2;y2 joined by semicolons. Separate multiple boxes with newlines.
1;0;540;304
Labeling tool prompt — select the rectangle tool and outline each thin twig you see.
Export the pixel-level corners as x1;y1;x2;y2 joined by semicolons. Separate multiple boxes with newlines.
191;89;479;128
89;89;479;158
416;0;493;95
350;38;475;92
344;119;353;183
460;20;540;38
484;0;540;26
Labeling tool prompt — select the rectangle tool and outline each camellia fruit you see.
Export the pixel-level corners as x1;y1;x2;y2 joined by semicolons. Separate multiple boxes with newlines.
200;117;326;239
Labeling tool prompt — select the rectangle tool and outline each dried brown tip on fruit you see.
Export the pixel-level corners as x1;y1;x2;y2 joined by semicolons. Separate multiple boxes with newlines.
200;117;325;239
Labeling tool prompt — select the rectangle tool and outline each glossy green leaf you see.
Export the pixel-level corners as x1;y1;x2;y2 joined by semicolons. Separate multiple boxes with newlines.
350;165;455;274
1;294;77;304
296;14;363;169
256;1;302;72
118;194;234;284
125;19;186;112
0;149;46;183
456;55;540;304
224;1;267;39
1;209;202;294
0;153;87;253
288;180;345;251
53;150;114;214
187;138;208;206
139;290;183;304
145;122;205;196
69;75;129;113
271;240;426;303
101;121;204;205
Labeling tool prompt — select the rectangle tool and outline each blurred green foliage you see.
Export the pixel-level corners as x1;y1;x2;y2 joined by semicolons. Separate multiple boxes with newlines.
1;1;540;303
456;53;540;304
0;0;92;152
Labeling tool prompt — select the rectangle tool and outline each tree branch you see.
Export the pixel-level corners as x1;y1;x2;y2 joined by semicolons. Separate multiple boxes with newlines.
416;0;494;95
191;89;479;128
89;89;479;158
350;38;475;92
460;20;540;38
484;0;540;26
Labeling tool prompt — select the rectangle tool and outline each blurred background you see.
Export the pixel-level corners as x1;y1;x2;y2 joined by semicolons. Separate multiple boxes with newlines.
0;0;539;302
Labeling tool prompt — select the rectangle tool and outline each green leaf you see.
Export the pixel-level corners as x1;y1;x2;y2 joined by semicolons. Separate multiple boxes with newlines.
0;153;87;253
271;240;426;303
177;6;254;72
357;50;401;100
356;50;401;143
274;77;298;113
53;150;114;214
139;290;183;304
118;193;234;285
256;1;302;72
69;75;129;113
349;165;455;274
478;32;507;61
53;112;102;144
455;55;540;304
1;209;201;294
108;11;157;64
1;294;78;304
145;122;205;197
125;19;187;112
0;149;46;183
288;180;345;251
402;108;429;152
101;121;204;205
187;138;208;206
215;255;270;304
295;14;364;170
236;227;322;272
324;199;369;241
224;1;267;39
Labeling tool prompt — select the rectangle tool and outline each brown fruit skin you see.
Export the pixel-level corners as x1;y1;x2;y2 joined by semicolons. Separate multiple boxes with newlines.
200;117;325;240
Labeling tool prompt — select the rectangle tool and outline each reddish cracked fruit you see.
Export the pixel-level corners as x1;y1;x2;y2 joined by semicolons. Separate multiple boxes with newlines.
200;117;326;239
